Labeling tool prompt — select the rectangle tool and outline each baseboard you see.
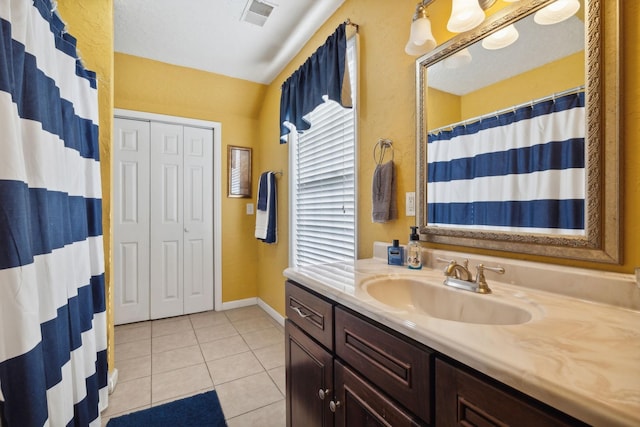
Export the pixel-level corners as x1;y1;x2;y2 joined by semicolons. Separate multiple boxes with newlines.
108;368;118;394
220;297;284;326
258;298;285;327
220;297;258;311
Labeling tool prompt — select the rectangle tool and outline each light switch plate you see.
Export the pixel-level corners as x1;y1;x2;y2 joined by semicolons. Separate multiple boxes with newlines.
406;192;416;216
246;203;254;215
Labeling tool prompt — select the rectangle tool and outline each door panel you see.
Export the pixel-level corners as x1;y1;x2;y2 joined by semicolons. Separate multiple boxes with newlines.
183;126;214;314
113;118;150;325
150;122;184;319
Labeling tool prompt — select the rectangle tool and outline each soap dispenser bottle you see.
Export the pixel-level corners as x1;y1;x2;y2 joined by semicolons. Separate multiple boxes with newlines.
387;240;404;266
407;226;423;270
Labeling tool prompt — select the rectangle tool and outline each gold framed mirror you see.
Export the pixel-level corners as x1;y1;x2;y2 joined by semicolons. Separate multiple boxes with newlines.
416;0;621;263
227;145;252;198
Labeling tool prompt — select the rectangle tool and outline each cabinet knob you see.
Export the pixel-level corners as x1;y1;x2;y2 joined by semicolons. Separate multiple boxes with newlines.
318;388;330;400
184;227;189;233
329;400;341;413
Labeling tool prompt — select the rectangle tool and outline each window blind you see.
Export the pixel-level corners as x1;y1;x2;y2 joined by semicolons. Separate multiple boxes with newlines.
291;38;357;266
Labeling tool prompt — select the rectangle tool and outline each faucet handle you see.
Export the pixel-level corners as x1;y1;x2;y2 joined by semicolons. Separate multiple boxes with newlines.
474;264;505;294
482;264;505;275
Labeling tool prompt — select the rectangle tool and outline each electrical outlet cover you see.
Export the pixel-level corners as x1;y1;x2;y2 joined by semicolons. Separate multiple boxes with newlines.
406;192;416;216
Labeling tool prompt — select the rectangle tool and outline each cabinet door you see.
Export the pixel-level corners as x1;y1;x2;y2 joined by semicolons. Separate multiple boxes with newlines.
286;320;334;427
435;359;587;427
113;118;150;324
334;361;424;427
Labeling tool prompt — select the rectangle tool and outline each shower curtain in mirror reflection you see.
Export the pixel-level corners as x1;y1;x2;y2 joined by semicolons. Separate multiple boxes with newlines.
427;92;585;234
0;1;108;426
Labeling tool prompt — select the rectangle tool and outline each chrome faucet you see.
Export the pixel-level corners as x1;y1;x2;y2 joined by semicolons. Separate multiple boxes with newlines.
437;258;505;294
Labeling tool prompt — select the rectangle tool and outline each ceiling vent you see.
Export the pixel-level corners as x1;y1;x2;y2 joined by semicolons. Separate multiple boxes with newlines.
241;0;276;27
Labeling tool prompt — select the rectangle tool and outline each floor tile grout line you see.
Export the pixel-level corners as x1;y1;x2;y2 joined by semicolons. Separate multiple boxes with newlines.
111;307;285;424
191;318;219;402
223;398;286;422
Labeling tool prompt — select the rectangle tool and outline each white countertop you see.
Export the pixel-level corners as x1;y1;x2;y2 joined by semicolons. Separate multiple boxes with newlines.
284;257;640;427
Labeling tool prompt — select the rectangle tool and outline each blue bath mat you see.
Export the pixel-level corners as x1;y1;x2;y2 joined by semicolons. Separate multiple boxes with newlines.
106;390;226;426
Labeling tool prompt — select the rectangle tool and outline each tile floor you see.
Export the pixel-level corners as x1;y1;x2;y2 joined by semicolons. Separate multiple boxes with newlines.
102;305;286;426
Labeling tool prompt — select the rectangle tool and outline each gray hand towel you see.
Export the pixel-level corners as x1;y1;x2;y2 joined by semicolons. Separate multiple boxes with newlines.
372;161;397;223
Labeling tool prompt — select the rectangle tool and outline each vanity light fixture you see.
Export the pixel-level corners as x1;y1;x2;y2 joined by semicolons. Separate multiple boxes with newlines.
443;48;472;68
481;24;519;49
446;0;499;33
447;0;486;33
534;0;580;25
405;1;437;56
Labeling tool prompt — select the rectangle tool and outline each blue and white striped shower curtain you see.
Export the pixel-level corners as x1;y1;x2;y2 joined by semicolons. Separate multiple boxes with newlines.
427;92;585;235
0;1;108;426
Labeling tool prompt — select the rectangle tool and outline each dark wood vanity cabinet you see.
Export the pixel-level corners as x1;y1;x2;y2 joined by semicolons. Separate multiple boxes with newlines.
334;306;433;424
335;360;424;427
285;320;334;427
435;359;587;427
285;280;427;426
285;280;586;427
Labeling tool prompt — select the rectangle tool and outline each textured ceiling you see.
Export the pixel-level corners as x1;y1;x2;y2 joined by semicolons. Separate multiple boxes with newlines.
428;14;585;96
114;0;345;84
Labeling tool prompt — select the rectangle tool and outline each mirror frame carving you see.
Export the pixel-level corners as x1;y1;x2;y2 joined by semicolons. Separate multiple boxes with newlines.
416;0;621;263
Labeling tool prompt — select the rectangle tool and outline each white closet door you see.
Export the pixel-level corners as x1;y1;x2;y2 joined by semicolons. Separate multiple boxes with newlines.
150;122;184;319
113;118;150;325
183;126;214;314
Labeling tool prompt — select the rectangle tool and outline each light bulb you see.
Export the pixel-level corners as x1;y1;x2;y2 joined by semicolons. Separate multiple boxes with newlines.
534;0;580;25
443;48;472;68
447;0;485;33
406;7;436;56
481;24;519;50
405;38;436;56
410;17;430;45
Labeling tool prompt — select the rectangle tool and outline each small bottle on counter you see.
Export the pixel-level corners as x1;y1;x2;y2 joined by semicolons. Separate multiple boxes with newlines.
387;240;404;266
407;226;423;270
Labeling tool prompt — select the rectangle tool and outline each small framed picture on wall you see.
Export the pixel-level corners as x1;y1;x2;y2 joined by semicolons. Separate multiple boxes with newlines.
227;145;252;198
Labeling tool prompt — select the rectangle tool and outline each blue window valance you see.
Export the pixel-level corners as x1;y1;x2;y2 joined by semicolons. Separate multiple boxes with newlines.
280;23;352;143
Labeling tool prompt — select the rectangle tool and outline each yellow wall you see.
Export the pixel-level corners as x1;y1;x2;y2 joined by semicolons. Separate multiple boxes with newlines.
427;87;462;131
113;54;268;304
255;0;429;314
60;0;640;330
462;51;585;119
428;51;584;131
255;0;640;315
57;0;115;371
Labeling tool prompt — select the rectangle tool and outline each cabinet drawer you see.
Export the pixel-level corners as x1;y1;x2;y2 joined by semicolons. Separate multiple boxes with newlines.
285;280;334;350
435;359;588;427
335;307;433;423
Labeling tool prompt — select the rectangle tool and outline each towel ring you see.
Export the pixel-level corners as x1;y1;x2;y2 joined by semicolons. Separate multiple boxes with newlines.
373;139;394;165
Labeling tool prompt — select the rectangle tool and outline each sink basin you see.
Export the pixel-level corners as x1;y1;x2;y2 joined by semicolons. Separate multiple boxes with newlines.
361;277;535;325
